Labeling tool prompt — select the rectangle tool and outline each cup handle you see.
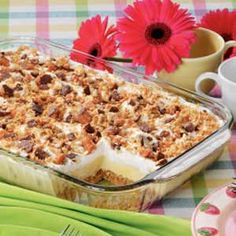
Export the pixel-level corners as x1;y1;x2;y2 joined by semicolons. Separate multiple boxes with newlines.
195;72;222;102
223;40;236;55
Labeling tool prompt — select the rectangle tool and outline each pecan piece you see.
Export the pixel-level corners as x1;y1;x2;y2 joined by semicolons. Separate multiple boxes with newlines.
109;106;119;113
0;130;6;139
61;85;72;96
129;99;136;106
138;95;143;100
175;105;181;112
84;85;91;95
73;108;92;124
32;102;43;116
156;158;168;166
31;58;39;65
159;130;170;137
84;124;95;133
21;54;27;60
19;138;34;153
67;133;76;141
15;83;23;91
54;154;65;164
48;106;56;116
140;123;151;133
35;148;48;160
0;124;7;129
139;148;152;158
0;71;10;80
65;113;72;123
31;70;39;77
183;122;195;132
96;131;102;138
98;109;105;114
0;56;9;67
2;84;14;97
110;90;121;101
0;111;10;117
114;117;125;127
107;126;120;136
27;119;37;127
65;153;77;159
111;83;118;90
158;107;166;115
156;152;165;160
3;132;16;139
39;74;53;84
56;71;66;80
111;142;121;150
165;117;174;123
82;136;96;153
169;105;181;115
152;142;159;152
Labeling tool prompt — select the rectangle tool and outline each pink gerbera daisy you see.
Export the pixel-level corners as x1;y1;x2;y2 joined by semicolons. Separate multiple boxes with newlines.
116;0;196;75
199;9;236;58
70;15;117;70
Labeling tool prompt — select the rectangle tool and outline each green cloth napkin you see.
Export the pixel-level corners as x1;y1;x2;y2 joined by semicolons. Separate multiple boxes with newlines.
0;182;191;236
0;225;56;236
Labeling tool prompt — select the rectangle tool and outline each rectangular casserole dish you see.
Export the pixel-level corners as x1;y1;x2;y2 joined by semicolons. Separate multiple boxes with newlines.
0;37;233;211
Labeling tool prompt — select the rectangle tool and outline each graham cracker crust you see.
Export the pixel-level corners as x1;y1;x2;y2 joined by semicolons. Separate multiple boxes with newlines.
85;169;132;185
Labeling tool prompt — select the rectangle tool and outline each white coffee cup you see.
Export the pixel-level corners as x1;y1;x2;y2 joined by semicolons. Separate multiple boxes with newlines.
195;57;236;120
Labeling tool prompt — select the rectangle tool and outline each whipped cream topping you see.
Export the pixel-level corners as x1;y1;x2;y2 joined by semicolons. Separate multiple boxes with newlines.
0;46;223;183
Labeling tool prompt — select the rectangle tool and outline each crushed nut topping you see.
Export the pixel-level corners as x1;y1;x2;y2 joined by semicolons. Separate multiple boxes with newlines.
109;106;119;113
84;124;95;133
35;148;48;160
61;84;72;96
39;74;53;84
2;84;14;97
32;102;43;116
183;122;195;132
0;46;220;171
73;108;92;124
83;85;91;95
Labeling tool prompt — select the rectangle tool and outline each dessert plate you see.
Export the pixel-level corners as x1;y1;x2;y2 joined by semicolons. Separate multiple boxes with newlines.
192;184;236;236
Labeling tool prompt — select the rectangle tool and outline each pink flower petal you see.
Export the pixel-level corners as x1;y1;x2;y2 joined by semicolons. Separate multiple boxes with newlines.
117;0;196;74
70;15;117;70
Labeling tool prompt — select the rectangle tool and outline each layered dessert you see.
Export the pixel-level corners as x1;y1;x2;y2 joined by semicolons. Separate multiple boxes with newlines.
0;46;222;185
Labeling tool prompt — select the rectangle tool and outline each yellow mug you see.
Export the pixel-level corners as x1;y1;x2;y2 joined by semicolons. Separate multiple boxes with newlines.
158;27;236;92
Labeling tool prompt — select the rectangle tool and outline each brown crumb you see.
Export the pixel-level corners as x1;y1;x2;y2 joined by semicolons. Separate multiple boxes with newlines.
65;153;77;159
19;137;34;153
27;119;37;127
61;85;72;96
109;106;119;113
73;108;92;124
39;74;53;84
107;126;120;136
84;85;91;95
0;56;9;67
67;133;76;141
32;102;43;116
140;123;151;133
84;124;95;133
82;136;96;153
54;154;65;164
2;84;14;97
35;148;48;160
183;122;195;132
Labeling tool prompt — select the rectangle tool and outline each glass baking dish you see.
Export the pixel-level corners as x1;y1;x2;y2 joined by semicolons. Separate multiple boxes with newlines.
0;37;233;211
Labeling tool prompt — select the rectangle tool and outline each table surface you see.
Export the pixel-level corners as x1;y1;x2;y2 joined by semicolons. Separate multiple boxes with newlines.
0;0;235;220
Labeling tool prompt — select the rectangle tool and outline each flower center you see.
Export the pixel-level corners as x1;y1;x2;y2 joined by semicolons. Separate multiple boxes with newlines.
221;33;233;42
145;23;172;45
89;43;102;57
